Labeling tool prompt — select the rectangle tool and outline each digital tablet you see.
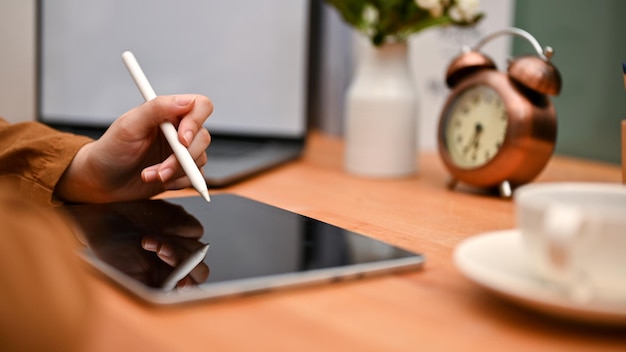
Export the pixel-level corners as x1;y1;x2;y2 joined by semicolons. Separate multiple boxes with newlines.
64;194;424;304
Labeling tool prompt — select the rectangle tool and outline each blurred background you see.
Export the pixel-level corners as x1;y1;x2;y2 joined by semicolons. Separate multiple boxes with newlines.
2;0;626;164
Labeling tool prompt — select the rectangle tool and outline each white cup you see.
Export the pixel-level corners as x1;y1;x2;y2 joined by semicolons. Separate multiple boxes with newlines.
514;182;626;303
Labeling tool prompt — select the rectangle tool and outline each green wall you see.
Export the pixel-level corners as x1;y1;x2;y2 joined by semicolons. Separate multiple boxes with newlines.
513;0;626;164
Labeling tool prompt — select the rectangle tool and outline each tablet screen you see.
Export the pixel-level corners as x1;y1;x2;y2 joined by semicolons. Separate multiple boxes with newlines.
64;194;424;304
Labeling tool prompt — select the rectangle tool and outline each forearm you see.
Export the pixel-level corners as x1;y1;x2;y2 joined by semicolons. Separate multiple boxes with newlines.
0;118;92;205
0;187;92;351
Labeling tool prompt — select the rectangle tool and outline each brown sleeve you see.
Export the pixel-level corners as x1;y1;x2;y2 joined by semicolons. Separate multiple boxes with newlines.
0;117;93;205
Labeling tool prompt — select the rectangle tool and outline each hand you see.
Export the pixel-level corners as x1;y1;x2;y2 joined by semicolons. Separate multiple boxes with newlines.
54;94;213;203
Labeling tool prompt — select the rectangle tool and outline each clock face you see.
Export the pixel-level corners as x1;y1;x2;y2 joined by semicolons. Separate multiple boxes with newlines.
443;85;508;169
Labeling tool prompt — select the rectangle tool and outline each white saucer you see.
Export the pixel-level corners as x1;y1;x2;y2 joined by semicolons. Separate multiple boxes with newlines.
454;229;626;325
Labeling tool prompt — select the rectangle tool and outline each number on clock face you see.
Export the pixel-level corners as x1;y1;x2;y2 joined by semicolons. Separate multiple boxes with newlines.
444;85;508;169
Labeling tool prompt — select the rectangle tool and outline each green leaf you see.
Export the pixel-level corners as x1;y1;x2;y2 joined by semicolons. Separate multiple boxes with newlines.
323;0;485;47
325;0;367;28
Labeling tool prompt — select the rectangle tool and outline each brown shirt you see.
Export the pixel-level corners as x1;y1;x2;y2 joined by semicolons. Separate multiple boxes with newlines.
0;117;93;205
0;118;167;351
0;118;95;350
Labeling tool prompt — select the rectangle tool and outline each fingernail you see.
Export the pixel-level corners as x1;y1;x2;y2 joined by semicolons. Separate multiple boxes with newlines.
142;169;158;182
175;95;194;106
158;168;174;182
142;238;158;252
183;131;194;146
158;245;173;259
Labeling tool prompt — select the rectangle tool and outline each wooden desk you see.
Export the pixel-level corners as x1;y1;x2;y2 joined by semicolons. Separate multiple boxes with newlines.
85;132;625;351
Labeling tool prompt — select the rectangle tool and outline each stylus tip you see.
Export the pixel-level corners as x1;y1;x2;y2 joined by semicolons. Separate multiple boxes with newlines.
200;190;211;202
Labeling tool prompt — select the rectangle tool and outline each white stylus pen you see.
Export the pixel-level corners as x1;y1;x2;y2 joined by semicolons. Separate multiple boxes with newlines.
121;51;210;202
161;243;210;291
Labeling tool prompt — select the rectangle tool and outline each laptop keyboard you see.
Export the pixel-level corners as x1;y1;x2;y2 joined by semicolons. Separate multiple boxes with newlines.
207;139;267;158
48;124;272;159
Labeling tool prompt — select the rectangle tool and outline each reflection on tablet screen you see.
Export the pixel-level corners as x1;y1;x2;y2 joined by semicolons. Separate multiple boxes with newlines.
64;194;424;303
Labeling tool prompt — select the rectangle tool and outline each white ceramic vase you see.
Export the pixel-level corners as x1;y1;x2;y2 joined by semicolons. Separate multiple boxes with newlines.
344;40;418;178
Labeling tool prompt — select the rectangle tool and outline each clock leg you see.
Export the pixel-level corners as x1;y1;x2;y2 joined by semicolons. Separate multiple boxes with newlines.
498;180;513;199
446;177;458;190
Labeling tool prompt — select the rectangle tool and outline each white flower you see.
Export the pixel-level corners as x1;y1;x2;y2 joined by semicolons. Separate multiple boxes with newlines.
360;4;379;37
449;0;480;22
415;0;444;18
362;4;379;25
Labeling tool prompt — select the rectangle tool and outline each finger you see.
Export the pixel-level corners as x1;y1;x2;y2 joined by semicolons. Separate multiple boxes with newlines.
142;127;209;184
141;237;158;252
173;263;209;288
142;235;206;255
156;243;178;267
114;95;200;140
159;128;210;180
140;153;177;184
154;240;208;270
154;156;208;188
187;128;210;166
141;154;181;184
141;166;161;183
188;263;210;283
176;276;194;289
164;175;193;191
143;161;206;187
176;95;214;147
146;162;195;189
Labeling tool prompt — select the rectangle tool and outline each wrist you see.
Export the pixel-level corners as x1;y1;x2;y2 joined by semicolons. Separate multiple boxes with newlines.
54;142;102;203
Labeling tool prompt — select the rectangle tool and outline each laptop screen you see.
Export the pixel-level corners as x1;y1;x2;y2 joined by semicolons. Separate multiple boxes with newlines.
38;0;310;138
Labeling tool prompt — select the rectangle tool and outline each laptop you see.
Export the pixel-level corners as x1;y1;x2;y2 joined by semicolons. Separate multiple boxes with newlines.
37;0;316;187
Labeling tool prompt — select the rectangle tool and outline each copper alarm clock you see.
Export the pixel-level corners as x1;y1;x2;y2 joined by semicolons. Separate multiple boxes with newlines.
437;27;562;198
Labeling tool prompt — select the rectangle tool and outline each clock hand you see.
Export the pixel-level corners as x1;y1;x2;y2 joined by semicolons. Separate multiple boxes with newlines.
462;132;477;155
462;123;483;156
470;124;485;161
